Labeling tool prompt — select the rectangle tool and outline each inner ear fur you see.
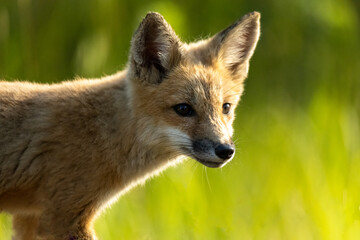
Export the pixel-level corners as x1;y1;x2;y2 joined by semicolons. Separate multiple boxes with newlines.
210;11;261;78
130;12;182;84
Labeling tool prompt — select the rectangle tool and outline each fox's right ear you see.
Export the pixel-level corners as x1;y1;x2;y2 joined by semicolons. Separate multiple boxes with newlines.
130;12;182;84
210;12;261;79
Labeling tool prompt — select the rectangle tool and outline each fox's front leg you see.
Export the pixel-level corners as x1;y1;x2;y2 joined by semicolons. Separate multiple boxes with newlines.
12;214;40;240
37;205;97;240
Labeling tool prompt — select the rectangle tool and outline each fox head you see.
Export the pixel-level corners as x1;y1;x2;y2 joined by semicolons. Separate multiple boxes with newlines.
127;12;260;168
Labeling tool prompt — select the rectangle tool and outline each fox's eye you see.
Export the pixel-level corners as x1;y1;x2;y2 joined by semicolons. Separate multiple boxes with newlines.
173;103;195;117
223;103;231;114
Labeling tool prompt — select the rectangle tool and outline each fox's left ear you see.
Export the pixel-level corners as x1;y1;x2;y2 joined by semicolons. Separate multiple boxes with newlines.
210;12;260;79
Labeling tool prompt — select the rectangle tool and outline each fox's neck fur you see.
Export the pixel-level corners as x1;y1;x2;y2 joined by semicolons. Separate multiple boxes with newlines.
65;70;183;192
67;70;183;192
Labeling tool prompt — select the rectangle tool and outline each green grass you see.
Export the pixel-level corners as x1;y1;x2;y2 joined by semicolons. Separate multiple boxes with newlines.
0;0;359;239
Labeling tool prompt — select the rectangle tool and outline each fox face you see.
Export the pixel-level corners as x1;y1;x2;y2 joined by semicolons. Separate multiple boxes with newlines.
128;12;260;168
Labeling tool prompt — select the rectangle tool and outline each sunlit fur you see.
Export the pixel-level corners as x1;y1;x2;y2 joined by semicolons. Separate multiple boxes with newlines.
0;12;260;239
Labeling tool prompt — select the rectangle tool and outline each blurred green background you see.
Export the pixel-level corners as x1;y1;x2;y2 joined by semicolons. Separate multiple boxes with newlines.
0;0;359;239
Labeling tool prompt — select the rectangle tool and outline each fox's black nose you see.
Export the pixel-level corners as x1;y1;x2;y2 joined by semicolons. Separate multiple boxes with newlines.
215;144;235;160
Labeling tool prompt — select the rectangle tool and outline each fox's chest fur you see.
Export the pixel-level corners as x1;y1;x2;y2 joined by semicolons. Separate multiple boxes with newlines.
0;11;260;240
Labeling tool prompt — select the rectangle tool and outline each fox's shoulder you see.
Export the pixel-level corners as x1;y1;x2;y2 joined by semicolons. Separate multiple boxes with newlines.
0;80;48;92
0;70;127;98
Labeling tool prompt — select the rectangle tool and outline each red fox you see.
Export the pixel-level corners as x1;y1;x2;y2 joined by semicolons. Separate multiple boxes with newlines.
0;12;260;240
